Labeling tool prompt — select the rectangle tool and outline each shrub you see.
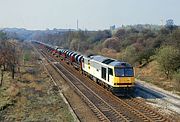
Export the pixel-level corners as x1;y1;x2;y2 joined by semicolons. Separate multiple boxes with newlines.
156;46;180;79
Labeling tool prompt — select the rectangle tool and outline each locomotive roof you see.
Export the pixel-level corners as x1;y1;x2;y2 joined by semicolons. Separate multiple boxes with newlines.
109;61;131;67
90;55;131;67
90;55;116;63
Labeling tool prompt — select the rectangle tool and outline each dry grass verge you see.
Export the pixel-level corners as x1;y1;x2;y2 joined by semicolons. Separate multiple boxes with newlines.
0;43;74;121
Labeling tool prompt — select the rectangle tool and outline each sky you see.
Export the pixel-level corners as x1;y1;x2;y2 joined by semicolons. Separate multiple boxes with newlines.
0;0;180;30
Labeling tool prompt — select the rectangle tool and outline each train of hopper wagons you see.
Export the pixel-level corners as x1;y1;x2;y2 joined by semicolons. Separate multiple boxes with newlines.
34;41;135;93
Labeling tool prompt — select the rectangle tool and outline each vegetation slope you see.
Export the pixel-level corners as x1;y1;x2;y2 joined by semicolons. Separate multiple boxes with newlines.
33;25;180;93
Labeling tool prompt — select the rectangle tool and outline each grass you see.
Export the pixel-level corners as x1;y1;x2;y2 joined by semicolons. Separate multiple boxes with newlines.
0;72;19;115
0;43;74;121
24;52;31;62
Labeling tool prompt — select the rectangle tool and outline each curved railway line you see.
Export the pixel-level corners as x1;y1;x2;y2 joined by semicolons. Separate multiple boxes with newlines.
34;44;175;122
39;48;130;121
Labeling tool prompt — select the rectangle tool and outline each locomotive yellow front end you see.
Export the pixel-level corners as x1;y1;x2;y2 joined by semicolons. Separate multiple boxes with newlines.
113;77;135;87
111;65;135;93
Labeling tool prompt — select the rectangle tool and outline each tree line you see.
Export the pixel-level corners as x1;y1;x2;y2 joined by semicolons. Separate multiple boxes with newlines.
0;31;21;86
33;25;180;83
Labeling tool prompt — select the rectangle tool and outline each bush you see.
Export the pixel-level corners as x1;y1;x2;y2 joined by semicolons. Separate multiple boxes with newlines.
24;53;30;61
156;46;180;79
137;48;155;64
121;46;138;65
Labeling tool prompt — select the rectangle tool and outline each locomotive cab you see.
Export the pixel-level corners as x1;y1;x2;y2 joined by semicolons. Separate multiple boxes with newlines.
113;67;135;87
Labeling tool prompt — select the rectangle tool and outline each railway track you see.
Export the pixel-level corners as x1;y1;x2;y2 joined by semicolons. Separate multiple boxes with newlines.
38;46;130;122
55;56;173;122
35;44;174;122
32;47;80;122
63;62;172;122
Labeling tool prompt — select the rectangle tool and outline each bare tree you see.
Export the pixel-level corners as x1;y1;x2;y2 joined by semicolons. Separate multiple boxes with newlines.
0;39;20;86
7;40;20;79
0;40;6;86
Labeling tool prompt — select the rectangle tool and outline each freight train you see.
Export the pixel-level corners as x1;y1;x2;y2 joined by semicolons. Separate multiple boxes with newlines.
34;41;135;93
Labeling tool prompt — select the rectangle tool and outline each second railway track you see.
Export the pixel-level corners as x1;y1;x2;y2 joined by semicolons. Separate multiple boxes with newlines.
38;45;130;122
35;44;174;122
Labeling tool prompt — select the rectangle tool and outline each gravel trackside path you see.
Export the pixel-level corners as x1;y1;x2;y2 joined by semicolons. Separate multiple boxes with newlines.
135;79;180;119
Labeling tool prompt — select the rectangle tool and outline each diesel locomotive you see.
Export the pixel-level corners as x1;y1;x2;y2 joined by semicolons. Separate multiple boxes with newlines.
34;41;135;93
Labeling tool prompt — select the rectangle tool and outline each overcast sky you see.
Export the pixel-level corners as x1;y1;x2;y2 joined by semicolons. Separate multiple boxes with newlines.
0;0;179;30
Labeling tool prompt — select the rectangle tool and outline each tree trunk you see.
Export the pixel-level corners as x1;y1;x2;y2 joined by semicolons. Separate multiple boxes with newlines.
3;64;6;71
12;65;15;79
0;69;4;86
